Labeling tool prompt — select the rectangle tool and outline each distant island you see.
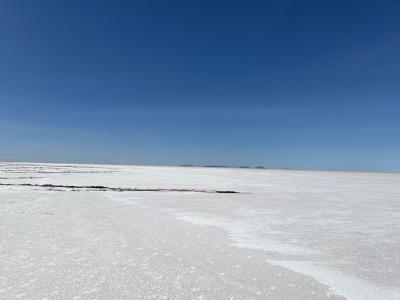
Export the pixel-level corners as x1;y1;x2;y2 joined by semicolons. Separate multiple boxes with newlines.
180;164;268;170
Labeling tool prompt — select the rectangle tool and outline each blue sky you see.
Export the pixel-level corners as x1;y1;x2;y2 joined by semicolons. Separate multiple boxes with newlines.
1;0;399;172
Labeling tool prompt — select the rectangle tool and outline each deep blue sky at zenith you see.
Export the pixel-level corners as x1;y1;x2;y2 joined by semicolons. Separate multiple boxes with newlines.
1;0;399;172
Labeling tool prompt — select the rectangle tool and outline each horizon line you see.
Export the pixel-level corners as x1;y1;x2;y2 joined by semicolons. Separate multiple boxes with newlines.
1;160;399;176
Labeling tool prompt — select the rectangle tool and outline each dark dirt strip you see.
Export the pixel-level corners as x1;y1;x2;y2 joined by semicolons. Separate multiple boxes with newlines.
0;183;239;194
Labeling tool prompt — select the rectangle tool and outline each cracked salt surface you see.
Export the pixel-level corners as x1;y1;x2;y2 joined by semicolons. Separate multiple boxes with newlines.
1;162;400;299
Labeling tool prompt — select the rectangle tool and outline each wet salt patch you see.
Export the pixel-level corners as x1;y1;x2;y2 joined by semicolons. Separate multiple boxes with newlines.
268;260;400;300
176;213;317;256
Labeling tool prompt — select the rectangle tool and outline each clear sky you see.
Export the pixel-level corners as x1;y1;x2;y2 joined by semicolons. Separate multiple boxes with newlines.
1;0;399;172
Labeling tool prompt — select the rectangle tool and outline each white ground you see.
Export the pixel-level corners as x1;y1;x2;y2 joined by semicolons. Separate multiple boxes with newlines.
0;162;399;300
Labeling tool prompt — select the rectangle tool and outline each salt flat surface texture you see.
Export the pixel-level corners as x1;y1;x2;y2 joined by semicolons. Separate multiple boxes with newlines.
1;162;399;300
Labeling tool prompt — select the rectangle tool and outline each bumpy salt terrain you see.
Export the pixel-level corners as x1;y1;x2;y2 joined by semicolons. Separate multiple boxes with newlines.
1;163;399;299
